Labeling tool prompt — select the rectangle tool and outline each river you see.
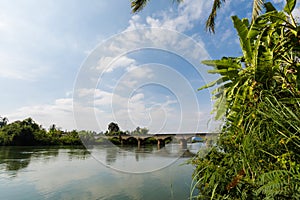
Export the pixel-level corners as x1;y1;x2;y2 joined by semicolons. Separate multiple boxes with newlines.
0;143;203;199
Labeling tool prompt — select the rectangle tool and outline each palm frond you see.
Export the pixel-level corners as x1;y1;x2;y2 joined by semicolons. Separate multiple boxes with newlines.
172;0;184;4
131;0;149;13
251;0;264;22
206;0;226;33
131;0;183;13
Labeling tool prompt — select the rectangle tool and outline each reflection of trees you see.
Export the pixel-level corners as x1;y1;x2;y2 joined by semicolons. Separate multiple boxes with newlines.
134;145;154;162
31;147;59;163
67;147;91;160
0;147;60;174
101;144;197;165
135;151;139;162
0;147;32;172
105;146;118;165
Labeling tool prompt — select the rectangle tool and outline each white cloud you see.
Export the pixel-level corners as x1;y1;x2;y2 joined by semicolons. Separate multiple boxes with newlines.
6;98;74;130
129;93;144;102
127;0;210;32
77;88;102;98
4;0;217;133
96;91;136;112
96;56;137;73
125;65;154;79
119;0;210;61
127;15;145;30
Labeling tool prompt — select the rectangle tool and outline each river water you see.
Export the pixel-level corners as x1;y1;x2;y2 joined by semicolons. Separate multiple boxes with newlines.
0;143;203;199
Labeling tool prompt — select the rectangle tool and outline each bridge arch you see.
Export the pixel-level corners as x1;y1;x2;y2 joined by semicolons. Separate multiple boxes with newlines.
123;137;138;145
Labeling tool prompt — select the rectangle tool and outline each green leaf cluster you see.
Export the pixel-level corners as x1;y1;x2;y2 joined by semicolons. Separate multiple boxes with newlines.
191;1;300;199
0;118;83;146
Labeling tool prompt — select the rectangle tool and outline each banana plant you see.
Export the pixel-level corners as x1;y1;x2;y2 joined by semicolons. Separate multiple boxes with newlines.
192;1;300;199
199;0;299;125
192;0;300;199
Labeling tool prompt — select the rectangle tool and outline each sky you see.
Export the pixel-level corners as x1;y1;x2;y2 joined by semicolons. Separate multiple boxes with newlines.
1;0;299;133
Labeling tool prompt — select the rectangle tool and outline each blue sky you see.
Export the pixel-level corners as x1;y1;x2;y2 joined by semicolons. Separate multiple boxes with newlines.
1;0;299;132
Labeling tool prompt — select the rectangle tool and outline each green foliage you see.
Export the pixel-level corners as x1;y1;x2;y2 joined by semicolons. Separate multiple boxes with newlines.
252;0;264;21
192;1;300;199
106;122;121;135
105;122;131;136
0;116;8;128
109;137;122;145
0;118;83;146
144;137;157;145
131;126;149;135
60;130;82;145
78;130;96;145
106;131;127;136
206;0;226;33
0;118;151;146
284;0;297;14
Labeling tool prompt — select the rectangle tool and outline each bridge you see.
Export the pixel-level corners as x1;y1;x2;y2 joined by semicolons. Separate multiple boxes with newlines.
95;133;215;149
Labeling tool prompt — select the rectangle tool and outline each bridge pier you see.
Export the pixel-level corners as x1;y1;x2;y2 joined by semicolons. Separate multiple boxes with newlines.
119;136;123;146
102;133;210;148
137;138;141;149
179;139;187;149
157;139;165;149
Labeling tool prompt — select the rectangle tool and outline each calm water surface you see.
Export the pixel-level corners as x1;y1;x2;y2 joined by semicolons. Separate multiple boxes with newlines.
0;144;203;200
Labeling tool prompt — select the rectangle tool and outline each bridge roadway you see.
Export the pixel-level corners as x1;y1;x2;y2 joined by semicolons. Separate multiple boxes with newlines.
97;133;214;149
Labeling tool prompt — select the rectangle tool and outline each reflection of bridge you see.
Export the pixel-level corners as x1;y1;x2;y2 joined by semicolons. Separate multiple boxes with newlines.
97;133;215;149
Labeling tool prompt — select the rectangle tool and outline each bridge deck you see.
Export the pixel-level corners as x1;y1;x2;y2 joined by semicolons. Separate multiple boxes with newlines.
95;133;216;140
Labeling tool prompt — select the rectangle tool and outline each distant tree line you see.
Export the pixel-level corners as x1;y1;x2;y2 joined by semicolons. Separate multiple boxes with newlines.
0;118;84;146
0;118;150;146
104;122;149;136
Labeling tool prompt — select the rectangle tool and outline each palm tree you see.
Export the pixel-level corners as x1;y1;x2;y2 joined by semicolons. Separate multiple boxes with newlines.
131;0;265;33
0;117;8;128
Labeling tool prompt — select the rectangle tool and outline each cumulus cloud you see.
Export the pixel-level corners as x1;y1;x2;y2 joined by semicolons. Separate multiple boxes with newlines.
96;56;137;73
6;98;75;130
127;0;210;32
6;0;216;133
75;0;299;133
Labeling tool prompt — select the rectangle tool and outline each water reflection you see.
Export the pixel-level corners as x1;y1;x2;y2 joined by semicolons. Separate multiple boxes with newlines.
0;144;202;199
0;146;92;174
67;147;90;160
88;143;202;173
0;143;202;175
0;147;32;172
105;145;118;165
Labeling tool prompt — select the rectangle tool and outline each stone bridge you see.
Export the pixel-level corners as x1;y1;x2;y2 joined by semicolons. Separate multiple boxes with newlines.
96;133;214;149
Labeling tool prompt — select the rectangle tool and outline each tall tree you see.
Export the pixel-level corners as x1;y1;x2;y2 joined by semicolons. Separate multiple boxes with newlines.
130;0;266;33
108;122;120;134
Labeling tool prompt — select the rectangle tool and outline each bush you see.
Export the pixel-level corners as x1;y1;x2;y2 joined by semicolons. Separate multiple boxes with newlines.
191;2;300;199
